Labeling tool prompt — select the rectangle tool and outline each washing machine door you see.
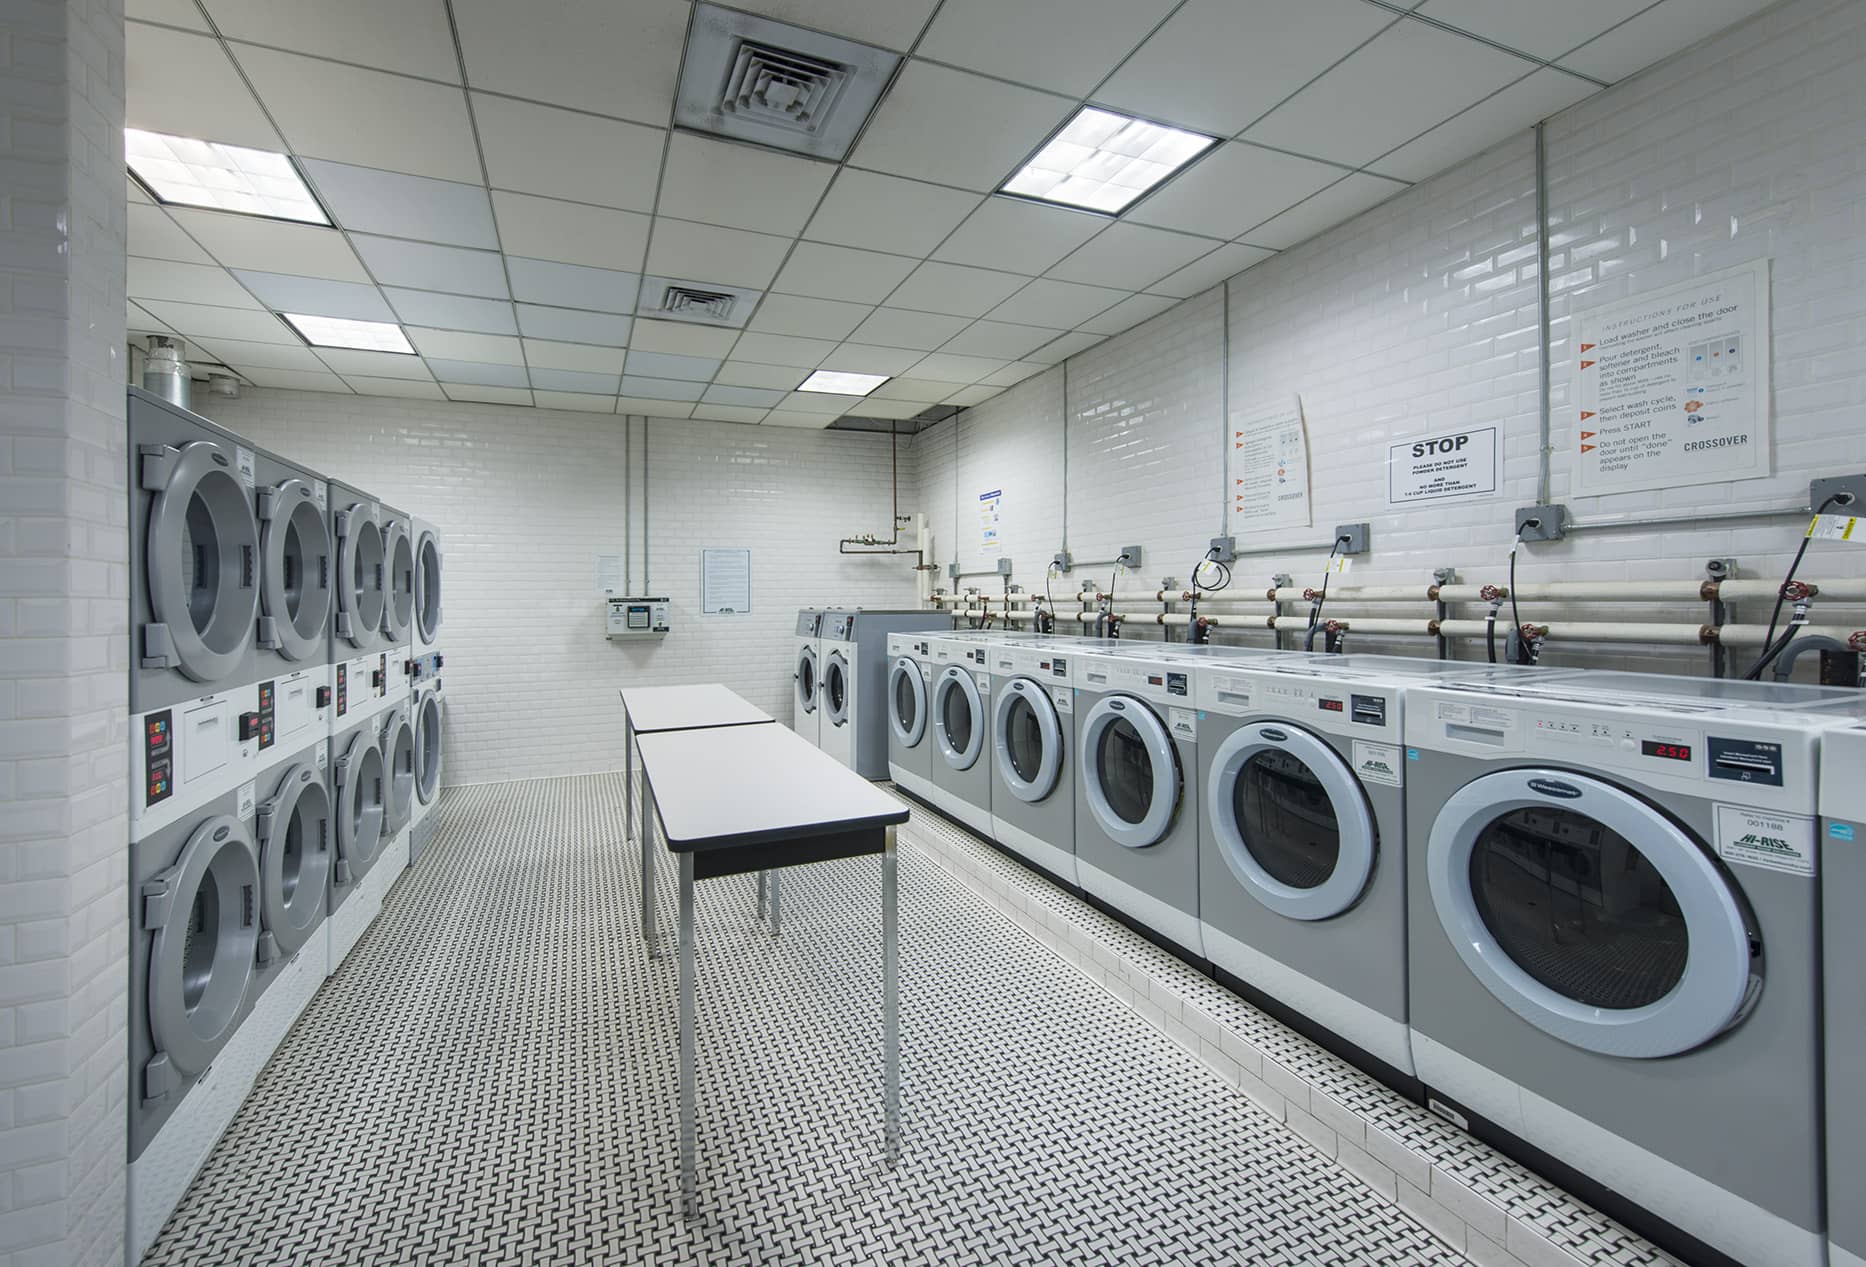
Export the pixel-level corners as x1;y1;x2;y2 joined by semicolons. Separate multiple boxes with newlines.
379;708;416;834
381;518;415;644
1081;694;1180;848
994;676;1063;802
889;657;926;748
333;504;385;647
415;689;445;807
256;758;330;959
140;439;260;682
1205;722;1376;920
933;665;985;770
144;814;259;1077
1427;768;1758;1058
256;477;331;663
823;651;851;728
795;645;819;717
414;529;442;644
334;730;385;881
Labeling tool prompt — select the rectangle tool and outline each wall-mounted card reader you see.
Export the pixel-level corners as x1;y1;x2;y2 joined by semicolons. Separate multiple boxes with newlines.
606;594;670;639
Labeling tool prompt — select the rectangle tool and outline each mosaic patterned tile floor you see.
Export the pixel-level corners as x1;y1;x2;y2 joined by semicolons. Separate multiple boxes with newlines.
143;774;1469;1266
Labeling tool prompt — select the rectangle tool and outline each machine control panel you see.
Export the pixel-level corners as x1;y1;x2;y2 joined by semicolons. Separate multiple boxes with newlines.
143;710;173;807
607;594;670;639
1707;737;1783;786
335;664;348;717
255;680;274;749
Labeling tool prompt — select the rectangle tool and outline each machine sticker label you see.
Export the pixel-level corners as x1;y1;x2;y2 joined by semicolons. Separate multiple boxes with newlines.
1053;688;1072;712
237;780;256;820
1169;708;1197;741
1353;741;1403;787
1831;822;1855;841
235;445;255;489
973;671;989;690
316;739;328;770
1406;748;1420;761
1715;805;1815;877
1435;701;1472;724
314;481;328;510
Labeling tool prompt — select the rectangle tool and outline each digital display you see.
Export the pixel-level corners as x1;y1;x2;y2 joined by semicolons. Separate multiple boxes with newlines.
1642;740;1693;762
1319;698;1344;712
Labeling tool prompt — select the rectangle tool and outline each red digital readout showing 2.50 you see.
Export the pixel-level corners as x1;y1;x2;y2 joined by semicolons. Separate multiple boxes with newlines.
1641;740;1693;762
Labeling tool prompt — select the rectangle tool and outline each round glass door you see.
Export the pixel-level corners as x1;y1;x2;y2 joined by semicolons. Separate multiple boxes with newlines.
1080;695;1179;848
796;648;818;716
415;530;442;643
148;814;259;1074
1205;722;1376;920
889;657;926;748
415;689;445;805
144;439;260;682
933;666;984;770
336;732;385;880
824;653;850;726
257;761;330;957
257;478;330;663
1427;768;1758;1058
336;506;384;648
993;677;1063;802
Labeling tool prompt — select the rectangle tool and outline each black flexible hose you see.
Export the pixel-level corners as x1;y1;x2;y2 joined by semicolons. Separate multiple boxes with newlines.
1744;492;1851;679
1750;622;1804;680
1487;608;1499;664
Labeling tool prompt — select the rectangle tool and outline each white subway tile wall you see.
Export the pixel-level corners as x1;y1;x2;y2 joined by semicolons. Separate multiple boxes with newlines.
0;0;132;1263
194;391;923;784
913;0;1866;671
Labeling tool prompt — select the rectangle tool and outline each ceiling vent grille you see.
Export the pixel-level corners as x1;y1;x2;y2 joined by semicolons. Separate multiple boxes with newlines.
720;42;850;139
636;275;764;327
660;285;737;321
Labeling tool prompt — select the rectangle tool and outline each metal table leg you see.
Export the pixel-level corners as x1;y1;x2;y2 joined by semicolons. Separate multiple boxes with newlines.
644;788;660;960
756;871;767;920
883;824;899;1165
770;870;781;938
679;850;697;1217
625;713;634;844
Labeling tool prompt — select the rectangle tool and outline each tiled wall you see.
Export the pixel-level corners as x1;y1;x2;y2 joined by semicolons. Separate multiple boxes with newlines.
194;390;924;784
0;0;131;1263
913;0;1866;672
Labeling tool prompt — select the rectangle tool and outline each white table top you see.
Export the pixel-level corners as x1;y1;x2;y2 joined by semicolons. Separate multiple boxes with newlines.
636;723;909;851
619;683;773;733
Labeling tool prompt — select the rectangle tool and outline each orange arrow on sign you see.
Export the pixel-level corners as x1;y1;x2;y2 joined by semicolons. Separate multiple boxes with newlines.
1581;430;1596;440
1581;443;1597;453
1580;359;1596;369
1581;343;1596;352
1580;410;1595;420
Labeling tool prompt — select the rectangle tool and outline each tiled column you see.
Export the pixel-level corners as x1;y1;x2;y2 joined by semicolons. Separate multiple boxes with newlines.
0;0;130;1264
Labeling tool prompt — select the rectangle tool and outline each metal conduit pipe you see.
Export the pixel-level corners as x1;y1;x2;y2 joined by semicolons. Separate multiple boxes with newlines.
931;578;1866;608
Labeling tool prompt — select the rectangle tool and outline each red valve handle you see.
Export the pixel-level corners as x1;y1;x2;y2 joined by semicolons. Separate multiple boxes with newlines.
1480;584;1503;603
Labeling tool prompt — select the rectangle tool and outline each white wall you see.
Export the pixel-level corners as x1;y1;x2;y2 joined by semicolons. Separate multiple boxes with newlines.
194;390;923;784
912;0;1866;675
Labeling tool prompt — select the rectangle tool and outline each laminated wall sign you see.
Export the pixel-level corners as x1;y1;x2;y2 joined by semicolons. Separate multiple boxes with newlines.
1228;397;1313;531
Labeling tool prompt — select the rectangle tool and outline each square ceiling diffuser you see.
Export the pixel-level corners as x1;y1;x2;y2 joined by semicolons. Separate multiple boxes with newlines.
675;4;900;161
636;276;764;328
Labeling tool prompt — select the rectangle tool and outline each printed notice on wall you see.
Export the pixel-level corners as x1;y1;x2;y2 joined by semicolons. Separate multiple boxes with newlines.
1386;426;1499;505
1229;397;1312;531
978;488;1004;556
700;548;751;615
1573;259;1771;496
595;553;623;594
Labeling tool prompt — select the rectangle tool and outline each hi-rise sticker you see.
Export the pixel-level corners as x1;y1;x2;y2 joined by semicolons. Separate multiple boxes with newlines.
1715;804;1814;877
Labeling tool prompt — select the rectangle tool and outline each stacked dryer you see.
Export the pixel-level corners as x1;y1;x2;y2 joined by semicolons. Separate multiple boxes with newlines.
408;516;446;865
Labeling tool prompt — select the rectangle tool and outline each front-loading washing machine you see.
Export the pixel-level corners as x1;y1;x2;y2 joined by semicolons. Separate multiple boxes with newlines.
1072;646;1203;960
887;631;937;802
927;634;996;835
1405;671;1864;1267
818;610;940;778
412;515;442;659
1822;722;1866;1267
987;639;1079;886
327;708;389;974
409;652;446;866
791;609;825;745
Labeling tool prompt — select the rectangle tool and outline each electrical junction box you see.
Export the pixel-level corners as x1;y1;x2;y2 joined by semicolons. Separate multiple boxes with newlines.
605;594;670;639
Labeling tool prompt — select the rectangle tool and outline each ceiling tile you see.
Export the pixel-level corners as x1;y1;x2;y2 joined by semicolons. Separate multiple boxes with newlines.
385;290;517;335
779;391;857;415
128;204;214;264
690;404;770;425
845;397;928;420
315;348;435;380
907;352;1008;384
981;360;1049;387
243;367;353;392
762;410;836;429
135;300;297;344
818;344;923;375
1372;68;1596;182
472;93;665;214
192;338;326;372
128;177;152;205
168;209;369;281
616;396;695;418
872;377;956;403
352;236;510;299
342;375;446;400
408;328;524;363
515;305;633;345
713;361;806;390
233;270;394;321
1149;242;1276;298
620;375;707;402
623;350;720;382
427;358;529;388
451;0;683;125
1077;292;1179;336
1126;142;1344;240
804;169;981;257
770;242;919;306
1045;224;1218;292
1097;0;1396;135
1420;0;1649;60
722;0;939;51
938;320;1065;360
943;384;1000;407
532;390;619;413
129;0;208;30
657;133;838;237
1024;329;1105;363
443;384;534;406
1241;173;1411;249
491;192;651;273
233;46;481;182
729;332;836;368
523;340;628;374
1243;21;1533;169
127;24;280;149
129;258;262;308
931;198;1108;275
645;220;792;289
628;320;738;358
701;384;788;408
884;262;1027;319
530;367;622;394
849;308;970;351
505;258;641;313
300;159;498;248
850;60;1075;194
1558;0;1774;82
985;279;1126;329
746;294;873;341
127;301;169;332
210;0;460;79
917;0;1177;97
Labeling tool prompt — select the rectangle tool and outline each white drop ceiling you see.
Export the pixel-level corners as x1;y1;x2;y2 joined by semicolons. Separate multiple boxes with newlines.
124;0;1776;427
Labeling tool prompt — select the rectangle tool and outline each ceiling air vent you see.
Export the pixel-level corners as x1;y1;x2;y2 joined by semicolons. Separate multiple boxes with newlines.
660;285;737;321
675;4;901;161
636;275;764;328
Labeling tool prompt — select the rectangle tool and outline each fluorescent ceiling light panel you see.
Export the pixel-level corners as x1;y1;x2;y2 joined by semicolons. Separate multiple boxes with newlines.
798;369;888;395
281;313;415;354
1000;108;1216;215
125;128;329;224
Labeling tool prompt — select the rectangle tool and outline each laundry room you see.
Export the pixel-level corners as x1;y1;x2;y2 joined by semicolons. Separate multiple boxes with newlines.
6;1;1866;1265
